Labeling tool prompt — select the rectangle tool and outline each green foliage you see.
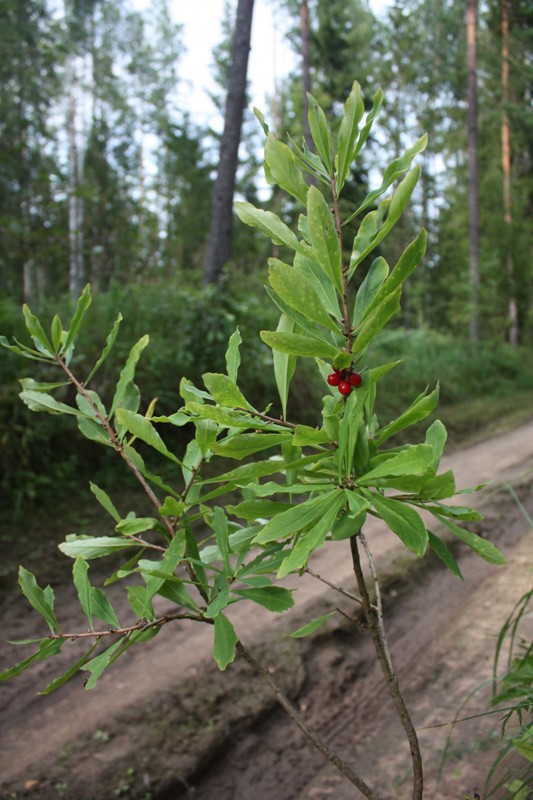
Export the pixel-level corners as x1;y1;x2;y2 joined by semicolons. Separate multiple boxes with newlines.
0;84;501;706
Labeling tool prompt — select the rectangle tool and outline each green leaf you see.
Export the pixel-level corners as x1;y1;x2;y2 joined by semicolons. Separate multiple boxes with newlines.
59;535;140;560
427;531;463;580
211;432;292;460
115;408;180;463
22;304;53;356
365;230;428;318
375;386;439;445
273;313;297;420
419;470;456;500
19;389;84;417
90;482;121;523
63;284;92;357
213;506;231;574
347;168;423;276
307;93;332;172
268;259;339;333
225;327;242;383
213;612;238;670
110;335;149;417
336;80;365;191
159;496;185;517
358;444;434;484
307;186;343;293
254;490;341;545
277;492;345;577
85;312;123;383
233;586;294;612
352;290;402;354
434;516;507;565
425;420;447;470
82;639;124;689
73;557;93;629
235;202;306;255
18;567;60;634
77;416;113;446
185;525;209;595
0;639;63;681
293;425;331;447
348;201;390;275
338;388;366;477
290;612;336;639
352;257;389;327
261;330;339;360
202;372;249;408
90;587;120;628
264;133;308;205
366;492;428;557
116;517;159;536
227;499;293;520
50;314;63;353
157;580;199;611
346;134;428;222
39;642;100;695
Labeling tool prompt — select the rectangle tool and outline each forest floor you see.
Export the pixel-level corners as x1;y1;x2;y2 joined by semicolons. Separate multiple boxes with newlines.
1;419;533;800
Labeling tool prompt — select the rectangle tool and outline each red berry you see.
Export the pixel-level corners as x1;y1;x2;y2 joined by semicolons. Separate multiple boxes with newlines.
349;372;362;387
327;372;340;386
338;380;351;396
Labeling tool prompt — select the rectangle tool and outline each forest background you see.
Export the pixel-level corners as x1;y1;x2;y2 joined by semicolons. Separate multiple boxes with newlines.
0;0;532;526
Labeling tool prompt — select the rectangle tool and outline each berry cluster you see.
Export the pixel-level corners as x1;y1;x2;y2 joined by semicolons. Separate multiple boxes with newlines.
327;367;362;396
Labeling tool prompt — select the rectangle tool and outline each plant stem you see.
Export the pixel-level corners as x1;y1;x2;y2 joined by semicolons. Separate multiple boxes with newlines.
330;176;353;353
350;533;424;800
50;611;204;640
236;640;385;800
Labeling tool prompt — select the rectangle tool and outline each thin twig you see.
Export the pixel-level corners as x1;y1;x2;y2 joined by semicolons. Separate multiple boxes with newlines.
234;407;297;430
236;640;385;800
305;566;363;605
50;611;205;641
350;534;424;800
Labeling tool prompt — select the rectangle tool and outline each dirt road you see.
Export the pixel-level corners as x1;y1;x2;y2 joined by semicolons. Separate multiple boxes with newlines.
1;419;532;799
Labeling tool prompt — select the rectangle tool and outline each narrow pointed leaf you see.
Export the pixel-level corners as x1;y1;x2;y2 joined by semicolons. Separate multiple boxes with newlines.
366;492;428;556
115;408;180;463
268;259;339;332
63;284;92;355
307;186;343;293
203;372;249;409
213;612;238;670
434;516;507;565
336;80;365;191
264;133;308;204
290;612;336;638
307;93;332;172
85;312;123;383
233;586;294;612
235;202;306;255
225;327;242;383
73;557;93;629
273;313;296;420
0;639;63;681
261;330;339;360
18;567;60;633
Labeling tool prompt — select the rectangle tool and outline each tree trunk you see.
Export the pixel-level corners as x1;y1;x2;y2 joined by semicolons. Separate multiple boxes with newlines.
67;58;85;298
501;0;519;345
203;0;255;286
467;0;480;341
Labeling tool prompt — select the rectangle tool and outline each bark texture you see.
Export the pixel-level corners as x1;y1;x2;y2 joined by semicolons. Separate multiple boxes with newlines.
203;0;255;286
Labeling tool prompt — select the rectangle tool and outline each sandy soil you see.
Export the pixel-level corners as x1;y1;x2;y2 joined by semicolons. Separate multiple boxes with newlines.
1;419;532;800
